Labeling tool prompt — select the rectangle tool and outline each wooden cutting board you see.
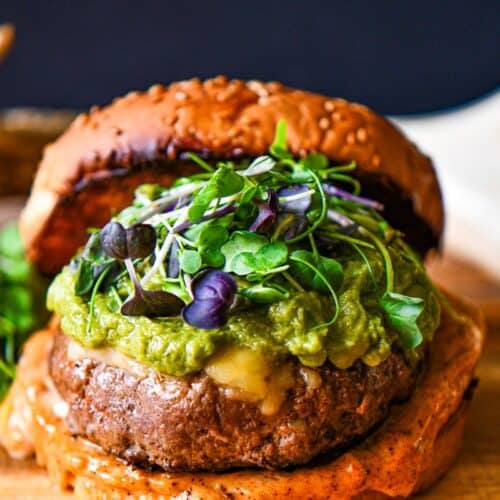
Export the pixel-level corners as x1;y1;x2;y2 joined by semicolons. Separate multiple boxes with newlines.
0;249;499;498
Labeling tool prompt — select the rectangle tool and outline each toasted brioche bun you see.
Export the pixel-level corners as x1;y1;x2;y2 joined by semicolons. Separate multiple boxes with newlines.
1;292;481;499
20;76;443;274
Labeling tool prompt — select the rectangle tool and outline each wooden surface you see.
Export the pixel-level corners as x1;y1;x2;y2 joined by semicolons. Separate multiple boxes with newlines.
0;242;499;498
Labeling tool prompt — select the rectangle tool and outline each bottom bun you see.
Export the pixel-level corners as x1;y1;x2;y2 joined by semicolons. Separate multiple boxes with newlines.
3;292;484;499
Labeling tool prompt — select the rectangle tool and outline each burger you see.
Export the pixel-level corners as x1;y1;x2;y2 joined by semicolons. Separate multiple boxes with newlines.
0;77;483;498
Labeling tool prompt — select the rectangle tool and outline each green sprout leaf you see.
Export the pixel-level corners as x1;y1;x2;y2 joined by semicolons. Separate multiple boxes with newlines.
0;224;49;402
270;119;292;159
303;152;329;171
82;231;109;263
221;231;268;273
289;250;343;294
224;236;288;276
188;165;243;222
75;259;95;296
379;291;424;349
185;221;229;268
178;249;202;274
241;284;289;304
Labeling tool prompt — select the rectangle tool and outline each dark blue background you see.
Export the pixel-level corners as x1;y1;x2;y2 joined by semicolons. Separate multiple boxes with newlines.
1;1;499;114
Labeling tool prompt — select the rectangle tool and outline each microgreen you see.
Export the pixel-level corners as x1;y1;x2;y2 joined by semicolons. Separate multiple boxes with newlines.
240;283;289;303
182;270;237;328
289;250;343;294
121;259;183;317
188;165;243;222
185;152;215;172
289;253;340;328
238;156;276;176
249;189;278;233
379;292;424;349
221;231;269;273
230;242;288;276
178;249;202;274
270;119;292;159
75;259;99;296
69;120;431;353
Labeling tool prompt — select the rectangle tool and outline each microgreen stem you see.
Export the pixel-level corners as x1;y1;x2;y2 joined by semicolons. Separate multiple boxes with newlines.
173;204;236;234
351;243;379;291
322;184;384;210
278;189;315;204
289;255;340;328
255;264;290;277
287;169;327;244
137;183;204;224
186;152;215;172
320;230;375;249
142;215;186;286
359;227;394;292
125;259;141;289
271;213;295;241
320;161;357;174
308;233;319;260
327;174;361;194
348;213;381;233
327;209;355;227
283;271;305;292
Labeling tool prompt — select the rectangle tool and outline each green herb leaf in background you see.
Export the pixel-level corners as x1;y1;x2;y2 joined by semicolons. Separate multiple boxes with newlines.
0;224;49;402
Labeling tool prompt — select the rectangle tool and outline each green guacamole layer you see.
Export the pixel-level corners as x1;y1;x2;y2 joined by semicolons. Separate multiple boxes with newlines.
47;245;440;376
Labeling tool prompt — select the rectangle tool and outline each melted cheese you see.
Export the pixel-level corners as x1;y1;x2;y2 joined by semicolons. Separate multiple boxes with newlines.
204;346;294;416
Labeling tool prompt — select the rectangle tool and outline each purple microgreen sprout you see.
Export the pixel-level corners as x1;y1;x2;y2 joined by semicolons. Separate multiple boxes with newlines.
126;224;157;259
322;184;384;211
100;221;183;317
273;214;308;241
278;184;313;213
285;168;328;244
182;270;237;329
121;259;183;317
167;239;180;278
100;222;128;259
326;209;355;228
101;222;156;260
249;190;278;233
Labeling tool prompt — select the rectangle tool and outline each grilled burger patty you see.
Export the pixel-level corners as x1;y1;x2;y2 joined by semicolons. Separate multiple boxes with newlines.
50;329;419;472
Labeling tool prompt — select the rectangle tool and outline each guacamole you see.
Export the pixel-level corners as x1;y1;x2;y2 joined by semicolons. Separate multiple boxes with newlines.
47;243;440;376
46;137;443;376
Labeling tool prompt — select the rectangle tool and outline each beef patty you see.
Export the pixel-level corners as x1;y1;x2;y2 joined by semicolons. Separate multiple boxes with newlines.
50;329;419;472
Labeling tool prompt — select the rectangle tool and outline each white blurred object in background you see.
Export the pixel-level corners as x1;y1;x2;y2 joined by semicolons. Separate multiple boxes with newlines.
394;90;500;278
